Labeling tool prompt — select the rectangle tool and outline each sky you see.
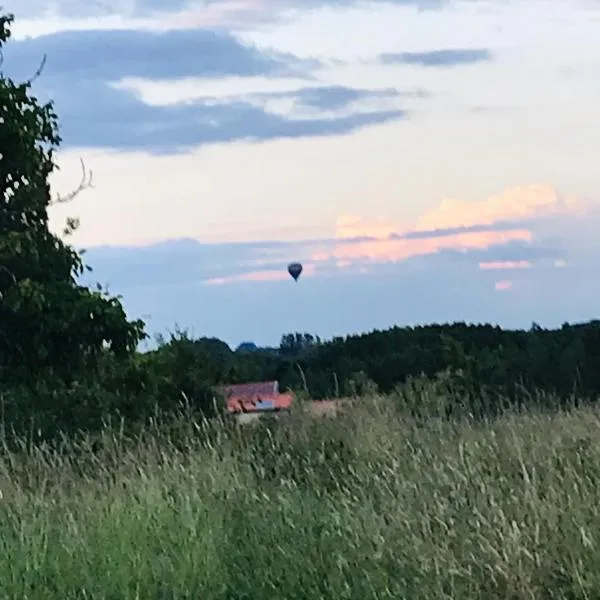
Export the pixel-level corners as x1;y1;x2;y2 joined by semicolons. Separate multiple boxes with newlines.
3;0;600;347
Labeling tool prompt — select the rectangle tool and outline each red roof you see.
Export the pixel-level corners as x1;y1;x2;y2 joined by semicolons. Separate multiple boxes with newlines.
220;381;278;398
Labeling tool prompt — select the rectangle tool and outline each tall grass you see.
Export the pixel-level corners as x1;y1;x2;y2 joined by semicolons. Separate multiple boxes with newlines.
1;391;600;598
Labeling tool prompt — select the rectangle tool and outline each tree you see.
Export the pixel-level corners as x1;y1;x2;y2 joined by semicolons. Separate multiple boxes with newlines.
280;332;321;356
0;12;145;384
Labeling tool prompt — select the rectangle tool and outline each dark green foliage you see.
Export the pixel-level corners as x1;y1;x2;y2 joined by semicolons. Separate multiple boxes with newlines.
279;332;321;356
0;12;145;386
5;318;594;442
278;321;600;401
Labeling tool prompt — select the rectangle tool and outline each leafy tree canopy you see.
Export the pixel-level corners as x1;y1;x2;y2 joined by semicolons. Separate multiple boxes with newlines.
0;12;145;384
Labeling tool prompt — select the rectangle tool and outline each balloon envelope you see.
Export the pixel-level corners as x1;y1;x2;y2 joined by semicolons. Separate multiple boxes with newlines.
287;262;303;281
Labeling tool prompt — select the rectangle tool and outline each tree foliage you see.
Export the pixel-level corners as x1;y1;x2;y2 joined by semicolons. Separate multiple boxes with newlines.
0;12;145;384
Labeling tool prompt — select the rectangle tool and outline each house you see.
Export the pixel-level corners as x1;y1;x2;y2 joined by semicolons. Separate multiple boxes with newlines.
222;381;279;398
228;393;295;420
219;380;294;417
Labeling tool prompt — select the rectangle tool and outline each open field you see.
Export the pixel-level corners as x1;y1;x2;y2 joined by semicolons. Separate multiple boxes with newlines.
1;393;600;599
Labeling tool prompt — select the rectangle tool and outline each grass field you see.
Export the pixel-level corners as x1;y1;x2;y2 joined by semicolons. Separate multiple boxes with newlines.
1;392;600;599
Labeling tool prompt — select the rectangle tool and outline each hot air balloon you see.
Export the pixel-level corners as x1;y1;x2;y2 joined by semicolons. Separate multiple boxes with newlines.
287;262;303;282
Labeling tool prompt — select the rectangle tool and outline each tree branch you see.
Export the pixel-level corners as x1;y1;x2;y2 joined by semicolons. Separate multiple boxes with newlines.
51;157;93;206
25;53;46;85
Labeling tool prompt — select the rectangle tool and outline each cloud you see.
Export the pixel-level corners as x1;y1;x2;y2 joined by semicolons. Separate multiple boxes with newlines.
314;229;533;264
379;48;493;68
81;184;582;291
7;0;449;22
83;237;309;289
49;87;406;152
7;1;280;39
307;184;586;267
82;238;321;290
494;280;513;292
205;263;317;285
2;28;409;152
258;85;404;112
415;184;582;230
3;28;312;82
335;185;581;246
4;0;257;21
479;260;532;270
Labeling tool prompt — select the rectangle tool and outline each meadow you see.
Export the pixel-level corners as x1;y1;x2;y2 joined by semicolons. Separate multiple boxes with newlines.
1;388;599;599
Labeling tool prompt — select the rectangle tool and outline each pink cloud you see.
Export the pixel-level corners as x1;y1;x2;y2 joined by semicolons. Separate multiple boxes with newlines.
313;228;532;264
479;260;533;270
201;184;583;286
416;184;581;231
495;280;513;291
204;263;316;285
316;184;582;265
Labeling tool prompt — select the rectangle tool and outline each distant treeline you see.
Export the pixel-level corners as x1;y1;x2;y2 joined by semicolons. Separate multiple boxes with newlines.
258;321;600;397
4;319;600;440
271;322;600;399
